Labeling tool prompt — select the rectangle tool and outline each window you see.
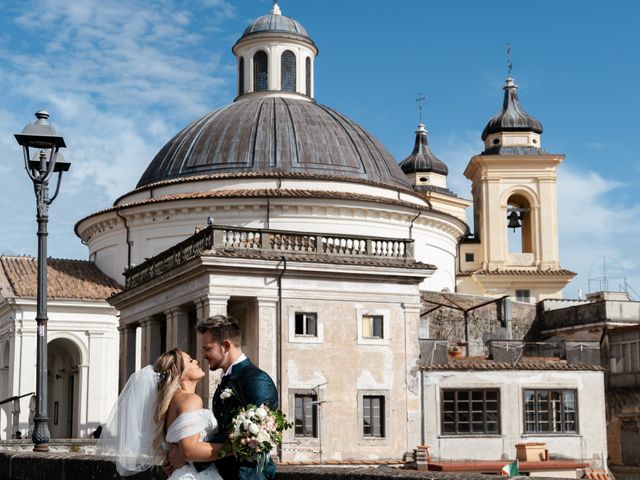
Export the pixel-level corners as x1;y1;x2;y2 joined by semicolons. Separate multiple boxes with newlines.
238;57;245;96
515;289;531;302
281;50;296;92
295;312;317;336
305;57;311;96
294;394;317;437
524;389;577;433
465;252;475;262
363;396;385;437
253;51;268;91
362;315;383;339
442;389;500;435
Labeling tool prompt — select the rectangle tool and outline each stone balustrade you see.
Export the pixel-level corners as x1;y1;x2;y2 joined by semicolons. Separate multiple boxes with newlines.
125;226;415;289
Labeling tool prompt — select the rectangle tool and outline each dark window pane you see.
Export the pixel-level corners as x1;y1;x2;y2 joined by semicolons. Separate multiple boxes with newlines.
441;389;500;435
295;313;303;334
253;51;268;91
281;50;296;91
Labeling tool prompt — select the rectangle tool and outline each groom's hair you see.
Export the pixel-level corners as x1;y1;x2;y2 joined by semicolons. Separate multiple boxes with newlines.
196;314;242;345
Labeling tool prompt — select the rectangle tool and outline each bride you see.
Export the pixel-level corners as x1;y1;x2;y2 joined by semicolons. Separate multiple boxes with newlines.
99;348;223;479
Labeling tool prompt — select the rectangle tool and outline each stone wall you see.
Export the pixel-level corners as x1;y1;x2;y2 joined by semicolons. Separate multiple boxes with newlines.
421;292;537;355
0;452;528;480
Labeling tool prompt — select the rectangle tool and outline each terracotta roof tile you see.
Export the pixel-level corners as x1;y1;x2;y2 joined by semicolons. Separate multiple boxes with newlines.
469;269;576;276
79;189;432;225
117;170;419;201
0;256;121;300
423;357;603;371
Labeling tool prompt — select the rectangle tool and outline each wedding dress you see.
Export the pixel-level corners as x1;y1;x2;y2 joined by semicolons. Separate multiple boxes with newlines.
98;366;222;479
166;409;223;480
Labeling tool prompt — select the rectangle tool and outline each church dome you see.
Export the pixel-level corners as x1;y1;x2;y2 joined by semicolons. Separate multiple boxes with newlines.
136;96;411;190
481;77;543;141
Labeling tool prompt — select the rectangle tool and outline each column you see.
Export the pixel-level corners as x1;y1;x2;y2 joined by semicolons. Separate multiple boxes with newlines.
165;307;190;351
140;318;163;367
255;297;278;381
403;302;424;452
194;295;229;407
118;324;138;390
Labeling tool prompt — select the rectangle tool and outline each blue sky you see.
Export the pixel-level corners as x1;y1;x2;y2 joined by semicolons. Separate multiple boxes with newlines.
1;0;638;298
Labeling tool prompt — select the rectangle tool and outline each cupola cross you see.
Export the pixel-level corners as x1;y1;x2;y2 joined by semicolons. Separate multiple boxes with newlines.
416;93;426;123
507;43;513;77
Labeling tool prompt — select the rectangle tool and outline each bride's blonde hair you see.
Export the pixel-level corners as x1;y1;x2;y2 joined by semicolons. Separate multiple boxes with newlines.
152;348;187;456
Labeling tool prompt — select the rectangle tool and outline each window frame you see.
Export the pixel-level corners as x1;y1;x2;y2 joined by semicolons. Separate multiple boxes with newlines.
238;56;245;96
440;388;501;436
515;289;531;302
294;312;318;337
253;50;268;92
356;309;390;346
522;388;579;435
362;395;385;438
288;306;323;344
280;50;297;92
357;390;390;444
294;393;318;438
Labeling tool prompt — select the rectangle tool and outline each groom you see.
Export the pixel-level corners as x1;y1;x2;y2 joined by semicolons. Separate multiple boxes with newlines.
169;315;279;480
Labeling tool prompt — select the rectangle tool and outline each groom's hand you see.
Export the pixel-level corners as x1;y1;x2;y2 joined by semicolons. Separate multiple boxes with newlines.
162;457;175;477
167;443;187;471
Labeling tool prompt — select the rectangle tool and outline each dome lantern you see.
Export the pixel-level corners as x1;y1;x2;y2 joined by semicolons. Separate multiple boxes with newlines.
399;122;449;190
232;1;318;101
481;77;544;154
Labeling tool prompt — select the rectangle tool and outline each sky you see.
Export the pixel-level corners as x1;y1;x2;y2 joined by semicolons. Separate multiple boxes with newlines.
0;0;639;299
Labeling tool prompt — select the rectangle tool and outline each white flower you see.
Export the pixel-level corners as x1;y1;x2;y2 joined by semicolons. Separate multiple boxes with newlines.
255;407;267;419
256;430;270;444
248;423;260;435
245;410;255;419
237;414;246;422
220;388;233;400
243;420;252;431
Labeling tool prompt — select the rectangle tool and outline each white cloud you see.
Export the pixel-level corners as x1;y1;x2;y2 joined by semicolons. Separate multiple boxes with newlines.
0;0;237;259
557;167;640;297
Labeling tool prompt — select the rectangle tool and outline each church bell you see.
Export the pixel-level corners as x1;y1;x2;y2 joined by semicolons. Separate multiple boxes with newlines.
507;210;521;232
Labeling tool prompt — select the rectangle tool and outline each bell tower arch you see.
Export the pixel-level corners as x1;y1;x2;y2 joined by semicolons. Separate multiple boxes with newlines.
458;77;574;302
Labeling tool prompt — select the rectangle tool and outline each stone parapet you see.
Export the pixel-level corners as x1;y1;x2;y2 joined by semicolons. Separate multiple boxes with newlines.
0;452;540;480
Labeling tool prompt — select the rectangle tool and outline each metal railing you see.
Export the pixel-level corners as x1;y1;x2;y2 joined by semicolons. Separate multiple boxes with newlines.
124;226;414;289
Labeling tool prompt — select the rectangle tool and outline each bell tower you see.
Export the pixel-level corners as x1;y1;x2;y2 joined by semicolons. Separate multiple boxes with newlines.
457;77;574;302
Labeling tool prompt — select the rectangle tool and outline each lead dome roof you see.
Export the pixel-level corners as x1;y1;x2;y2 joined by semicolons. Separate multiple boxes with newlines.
136;97;411;190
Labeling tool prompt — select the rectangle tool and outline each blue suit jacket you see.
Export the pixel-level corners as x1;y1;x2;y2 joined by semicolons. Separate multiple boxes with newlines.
197;357;278;480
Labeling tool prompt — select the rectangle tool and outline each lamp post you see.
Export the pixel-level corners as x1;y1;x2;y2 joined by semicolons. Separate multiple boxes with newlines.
14;111;69;452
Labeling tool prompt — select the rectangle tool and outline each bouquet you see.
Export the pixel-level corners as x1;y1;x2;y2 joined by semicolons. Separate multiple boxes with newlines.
220;393;292;474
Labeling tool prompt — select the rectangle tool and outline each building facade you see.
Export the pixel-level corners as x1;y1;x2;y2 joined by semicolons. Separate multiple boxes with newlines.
0;256;120;439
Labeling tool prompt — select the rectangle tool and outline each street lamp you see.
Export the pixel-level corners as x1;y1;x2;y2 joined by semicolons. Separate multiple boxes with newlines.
14;111;69;452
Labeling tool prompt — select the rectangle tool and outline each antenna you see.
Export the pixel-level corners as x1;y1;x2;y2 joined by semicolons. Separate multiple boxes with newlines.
416;93;426;123
507;43;513;77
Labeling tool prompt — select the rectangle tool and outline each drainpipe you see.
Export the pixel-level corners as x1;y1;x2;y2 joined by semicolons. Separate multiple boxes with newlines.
115;209;132;270
276;256;287;459
408;210;421;240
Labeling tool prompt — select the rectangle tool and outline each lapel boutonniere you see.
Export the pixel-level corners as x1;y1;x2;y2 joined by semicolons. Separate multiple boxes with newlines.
220;387;234;402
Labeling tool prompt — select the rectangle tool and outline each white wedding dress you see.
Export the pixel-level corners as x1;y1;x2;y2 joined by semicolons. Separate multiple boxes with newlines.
166;409;223;480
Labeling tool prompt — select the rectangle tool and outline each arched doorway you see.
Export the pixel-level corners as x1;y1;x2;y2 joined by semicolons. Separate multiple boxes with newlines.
47;338;82;438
